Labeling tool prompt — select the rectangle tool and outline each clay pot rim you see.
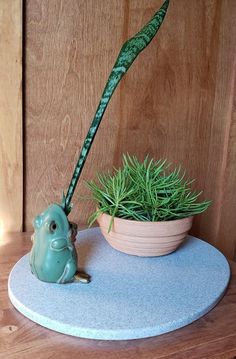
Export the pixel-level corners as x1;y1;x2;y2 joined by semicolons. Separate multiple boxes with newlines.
97;210;194;225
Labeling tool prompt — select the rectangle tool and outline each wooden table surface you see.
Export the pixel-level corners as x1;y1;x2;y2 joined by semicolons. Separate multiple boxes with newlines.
1;232;236;359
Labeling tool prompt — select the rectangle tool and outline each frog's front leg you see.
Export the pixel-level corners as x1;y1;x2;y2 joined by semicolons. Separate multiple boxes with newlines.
50;238;68;251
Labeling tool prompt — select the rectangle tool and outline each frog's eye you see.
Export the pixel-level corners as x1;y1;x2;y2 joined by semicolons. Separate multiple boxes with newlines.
49;221;57;232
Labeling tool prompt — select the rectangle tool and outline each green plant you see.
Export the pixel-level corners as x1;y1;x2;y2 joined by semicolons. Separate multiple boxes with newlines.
87;155;211;230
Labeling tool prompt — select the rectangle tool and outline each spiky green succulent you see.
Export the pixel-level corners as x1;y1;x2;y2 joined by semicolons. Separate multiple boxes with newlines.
87;155;211;230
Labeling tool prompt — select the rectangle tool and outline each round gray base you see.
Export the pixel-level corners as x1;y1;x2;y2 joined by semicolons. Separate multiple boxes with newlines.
8;228;230;340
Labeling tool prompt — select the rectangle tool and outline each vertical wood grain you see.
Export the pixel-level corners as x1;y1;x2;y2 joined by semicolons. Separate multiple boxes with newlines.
0;0;22;231
25;0;123;229
25;0;236;259
216;62;236;260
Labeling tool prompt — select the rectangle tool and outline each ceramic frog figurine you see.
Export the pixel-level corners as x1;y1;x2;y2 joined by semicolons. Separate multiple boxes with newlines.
30;204;90;284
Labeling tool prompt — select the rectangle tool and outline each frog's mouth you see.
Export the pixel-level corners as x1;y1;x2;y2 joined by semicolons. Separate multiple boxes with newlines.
69;222;78;243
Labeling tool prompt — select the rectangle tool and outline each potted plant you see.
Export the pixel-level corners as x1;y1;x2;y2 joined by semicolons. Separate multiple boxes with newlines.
87;155;211;256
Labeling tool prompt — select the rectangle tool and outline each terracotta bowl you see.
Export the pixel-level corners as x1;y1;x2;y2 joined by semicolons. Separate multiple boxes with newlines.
97;213;193;257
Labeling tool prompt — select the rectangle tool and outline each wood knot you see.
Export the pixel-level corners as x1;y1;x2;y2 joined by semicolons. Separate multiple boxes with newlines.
1;325;18;335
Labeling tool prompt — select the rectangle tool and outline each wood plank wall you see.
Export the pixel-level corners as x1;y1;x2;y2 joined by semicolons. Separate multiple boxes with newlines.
25;0;236;259
0;0;22;232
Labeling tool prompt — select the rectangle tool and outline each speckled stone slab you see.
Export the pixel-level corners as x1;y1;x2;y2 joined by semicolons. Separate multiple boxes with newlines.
8;227;230;340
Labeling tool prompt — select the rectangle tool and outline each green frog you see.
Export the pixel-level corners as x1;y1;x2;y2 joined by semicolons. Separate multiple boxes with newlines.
30;204;90;284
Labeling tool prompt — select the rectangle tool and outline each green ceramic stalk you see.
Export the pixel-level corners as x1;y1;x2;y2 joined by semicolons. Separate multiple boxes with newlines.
63;0;170;215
